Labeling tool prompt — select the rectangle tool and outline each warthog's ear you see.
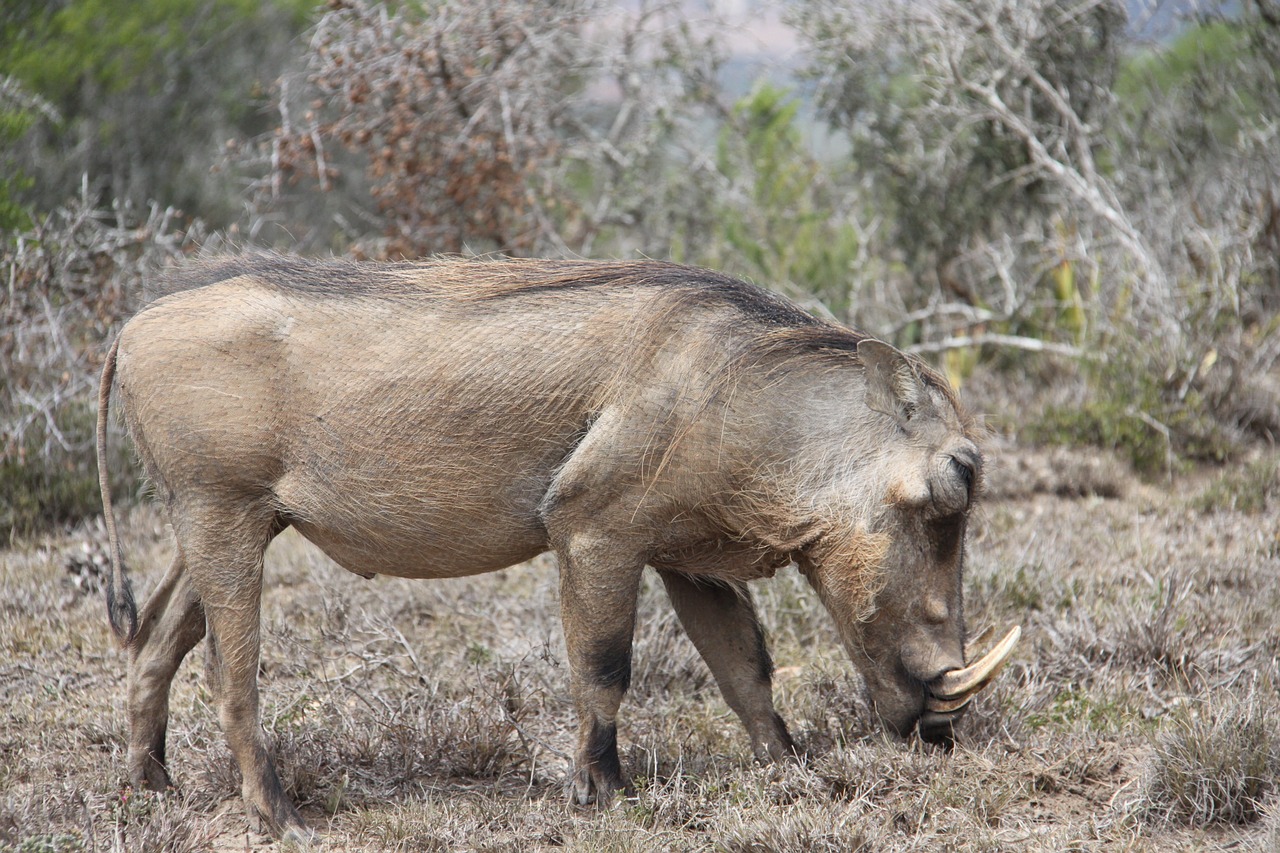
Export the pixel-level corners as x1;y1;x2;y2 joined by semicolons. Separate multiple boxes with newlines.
858;339;928;427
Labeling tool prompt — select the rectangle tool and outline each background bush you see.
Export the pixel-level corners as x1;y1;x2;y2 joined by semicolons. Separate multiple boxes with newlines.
0;0;312;222
0;200;204;537
2;0;1279;536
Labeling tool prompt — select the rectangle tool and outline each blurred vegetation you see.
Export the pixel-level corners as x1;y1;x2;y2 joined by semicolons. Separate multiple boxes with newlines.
1;400;133;538
1193;454;1280;514
2;0;1279;533
1;0;314;221
1;200;204;540
793;0;1279;472
706;83;863;315
0;98;36;232
1138;686;1280;826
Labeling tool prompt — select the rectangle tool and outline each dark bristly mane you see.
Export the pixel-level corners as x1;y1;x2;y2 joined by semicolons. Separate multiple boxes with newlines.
157;256;963;397
479;260;829;335
152;253;424;300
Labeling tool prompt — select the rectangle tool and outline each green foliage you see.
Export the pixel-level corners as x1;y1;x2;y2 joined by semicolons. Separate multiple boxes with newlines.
1049;250;1086;345
7;836;86;853
1025;344;1240;477
0;103;34;231
792;0;1126;280
1025;686;1132;734
1115;21;1261;167
1028;397;1234;479
708;83;860;313
1028;400;1171;477
0;0;316;219
3;0;312;101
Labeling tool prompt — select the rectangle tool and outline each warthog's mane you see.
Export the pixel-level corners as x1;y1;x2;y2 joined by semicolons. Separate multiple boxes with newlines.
164;253;832;334
159;252;966;422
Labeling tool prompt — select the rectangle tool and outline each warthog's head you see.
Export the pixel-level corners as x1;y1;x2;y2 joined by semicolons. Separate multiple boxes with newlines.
795;340;1018;744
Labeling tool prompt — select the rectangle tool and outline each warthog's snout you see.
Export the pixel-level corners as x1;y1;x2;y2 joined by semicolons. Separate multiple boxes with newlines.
920;625;1022;742
872;625;1022;745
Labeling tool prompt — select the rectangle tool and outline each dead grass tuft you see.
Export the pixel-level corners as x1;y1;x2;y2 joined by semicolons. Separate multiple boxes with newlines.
1135;684;1280;827
1191;453;1280;515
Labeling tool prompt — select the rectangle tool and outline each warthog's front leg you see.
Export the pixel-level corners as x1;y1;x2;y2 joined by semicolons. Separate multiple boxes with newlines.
127;550;206;790
657;571;796;763
556;531;645;807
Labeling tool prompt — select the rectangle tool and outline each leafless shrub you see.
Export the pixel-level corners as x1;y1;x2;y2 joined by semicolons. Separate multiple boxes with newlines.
1;197;204;536
792;0;1280;464
792;0;1135;337
555;1;735;262
249;0;592;257
244;0;739;263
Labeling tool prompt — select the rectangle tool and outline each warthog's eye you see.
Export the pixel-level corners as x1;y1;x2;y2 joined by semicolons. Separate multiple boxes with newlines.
949;455;975;497
923;453;977;517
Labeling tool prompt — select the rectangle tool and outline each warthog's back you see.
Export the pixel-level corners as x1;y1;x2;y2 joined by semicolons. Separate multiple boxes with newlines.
114;256;820;579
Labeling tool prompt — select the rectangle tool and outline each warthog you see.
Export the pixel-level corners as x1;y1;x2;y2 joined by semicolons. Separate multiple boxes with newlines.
97;255;1018;840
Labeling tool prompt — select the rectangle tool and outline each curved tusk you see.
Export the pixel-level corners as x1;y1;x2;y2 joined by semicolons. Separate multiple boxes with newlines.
924;692;974;714
933;625;1021;700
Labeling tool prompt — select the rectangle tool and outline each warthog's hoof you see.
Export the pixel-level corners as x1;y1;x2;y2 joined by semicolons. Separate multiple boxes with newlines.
568;766;632;808
127;749;173;791
244;796;314;847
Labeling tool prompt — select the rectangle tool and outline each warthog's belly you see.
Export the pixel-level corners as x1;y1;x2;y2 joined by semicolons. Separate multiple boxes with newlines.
291;517;548;579
273;466;555;580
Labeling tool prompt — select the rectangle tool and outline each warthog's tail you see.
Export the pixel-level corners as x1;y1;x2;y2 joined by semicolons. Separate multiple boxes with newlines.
97;336;137;645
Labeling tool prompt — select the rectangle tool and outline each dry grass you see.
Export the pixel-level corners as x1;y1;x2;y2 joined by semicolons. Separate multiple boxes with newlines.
2;449;1279;851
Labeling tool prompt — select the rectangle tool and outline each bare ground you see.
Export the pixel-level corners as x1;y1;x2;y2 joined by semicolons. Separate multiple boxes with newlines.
2;445;1278;852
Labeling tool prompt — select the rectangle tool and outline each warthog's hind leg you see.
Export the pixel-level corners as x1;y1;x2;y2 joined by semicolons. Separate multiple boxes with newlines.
542;407;652;808
127;549;206;790
657;570;796;763
179;506;310;841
